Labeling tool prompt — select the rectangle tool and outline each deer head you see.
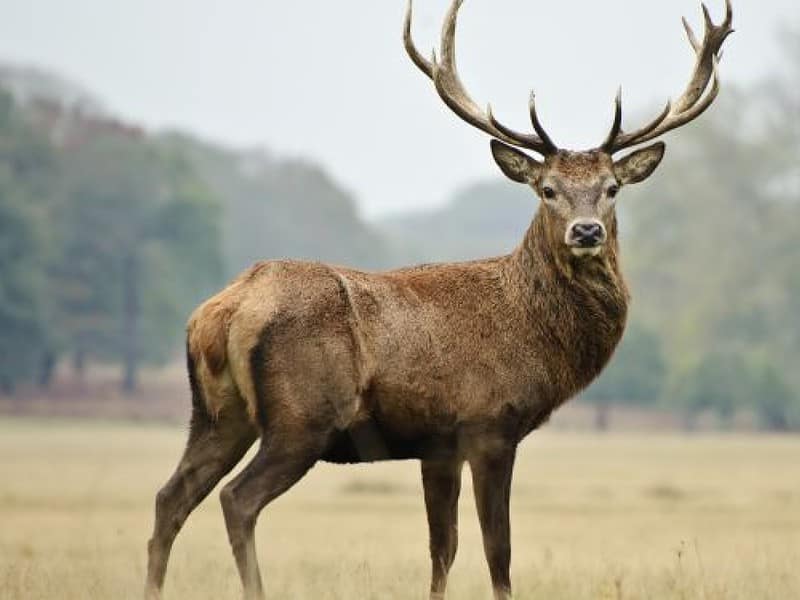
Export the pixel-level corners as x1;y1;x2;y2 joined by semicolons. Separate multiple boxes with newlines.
404;0;733;259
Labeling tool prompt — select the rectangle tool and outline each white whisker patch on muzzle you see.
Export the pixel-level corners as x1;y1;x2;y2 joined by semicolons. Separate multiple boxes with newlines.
570;247;603;258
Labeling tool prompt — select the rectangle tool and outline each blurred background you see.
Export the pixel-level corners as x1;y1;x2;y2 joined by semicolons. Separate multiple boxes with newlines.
0;0;798;430
1;3;799;599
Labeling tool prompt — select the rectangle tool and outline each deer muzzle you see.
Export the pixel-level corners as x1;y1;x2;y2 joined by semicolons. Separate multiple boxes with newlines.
566;219;607;256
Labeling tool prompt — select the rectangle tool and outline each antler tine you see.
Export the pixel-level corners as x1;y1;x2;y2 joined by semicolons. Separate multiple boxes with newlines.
403;0;434;78
486;103;526;145
601;88;675;154
701;3;715;29
606;99;673;152
529;93;558;154
603;0;733;154
600;87;623;152
682;17;701;52
674;2;731;112
403;0;557;155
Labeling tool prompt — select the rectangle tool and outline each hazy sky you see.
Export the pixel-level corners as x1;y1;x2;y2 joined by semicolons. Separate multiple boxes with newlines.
0;0;796;217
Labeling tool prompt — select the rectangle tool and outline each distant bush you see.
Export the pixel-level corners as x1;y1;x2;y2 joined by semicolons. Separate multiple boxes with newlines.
670;352;800;431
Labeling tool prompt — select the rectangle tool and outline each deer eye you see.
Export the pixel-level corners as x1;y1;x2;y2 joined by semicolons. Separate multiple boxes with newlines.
607;184;619;199
542;186;556;200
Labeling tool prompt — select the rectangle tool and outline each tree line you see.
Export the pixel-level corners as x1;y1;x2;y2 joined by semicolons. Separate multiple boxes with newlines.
0;77;394;394
0;27;797;430
0;94;223;392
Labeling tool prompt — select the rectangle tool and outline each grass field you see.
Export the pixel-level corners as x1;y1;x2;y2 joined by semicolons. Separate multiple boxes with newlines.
0;418;798;599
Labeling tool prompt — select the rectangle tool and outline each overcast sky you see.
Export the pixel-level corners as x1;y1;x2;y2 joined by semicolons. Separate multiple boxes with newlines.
0;0;796;217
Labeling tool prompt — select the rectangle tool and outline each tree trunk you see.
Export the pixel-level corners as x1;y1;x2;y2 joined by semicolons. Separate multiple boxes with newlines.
0;377;14;396
38;350;56;388
121;253;140;394
764;411;789;432
594;403;611;431
73;348;86;383
681;410;697;432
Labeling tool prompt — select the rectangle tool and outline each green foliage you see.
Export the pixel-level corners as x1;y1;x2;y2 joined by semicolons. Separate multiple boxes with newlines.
750;364;800;431
0;173;47;390
619;30;800;428
0;86;226;391
48;134;223;389
670;352;749;426
0;84;390;392
670;354;799;430
0;90;53;390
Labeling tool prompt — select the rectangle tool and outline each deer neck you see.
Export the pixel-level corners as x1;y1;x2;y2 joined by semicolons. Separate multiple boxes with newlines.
507;207;630;389
510;207;626;291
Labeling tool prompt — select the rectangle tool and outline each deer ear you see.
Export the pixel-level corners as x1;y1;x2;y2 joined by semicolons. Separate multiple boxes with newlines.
490;140;543;184
613;142;665;185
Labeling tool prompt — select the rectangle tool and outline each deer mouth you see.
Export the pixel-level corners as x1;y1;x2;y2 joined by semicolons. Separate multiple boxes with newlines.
569;246;604;258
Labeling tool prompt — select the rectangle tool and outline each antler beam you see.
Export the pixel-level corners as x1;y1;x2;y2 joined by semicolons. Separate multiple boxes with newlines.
404;0;558;155
602;0;734;154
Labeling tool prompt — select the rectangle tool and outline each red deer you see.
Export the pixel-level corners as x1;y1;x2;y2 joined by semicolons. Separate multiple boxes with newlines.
145;1;733;598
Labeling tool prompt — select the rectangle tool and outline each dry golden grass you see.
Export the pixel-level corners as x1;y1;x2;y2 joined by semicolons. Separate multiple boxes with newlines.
0;418;798;599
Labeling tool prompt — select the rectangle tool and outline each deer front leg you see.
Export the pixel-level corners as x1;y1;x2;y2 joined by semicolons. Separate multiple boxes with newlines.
421;458;463;600
469;442;516;600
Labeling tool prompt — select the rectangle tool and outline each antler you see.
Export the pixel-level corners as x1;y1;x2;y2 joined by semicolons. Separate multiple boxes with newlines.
601;0;734;153
404;0;558;155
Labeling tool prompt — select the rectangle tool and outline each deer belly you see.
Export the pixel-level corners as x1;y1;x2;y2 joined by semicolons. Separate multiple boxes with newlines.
321;381;460;464
321;417;458;464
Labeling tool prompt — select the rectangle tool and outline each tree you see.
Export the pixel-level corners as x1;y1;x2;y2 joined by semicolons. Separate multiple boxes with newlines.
670;352;800;431
749;363;800;432
0;173;48;392
0;90;54;391
50;132;223;392
165;134;393;277
670;352;749;429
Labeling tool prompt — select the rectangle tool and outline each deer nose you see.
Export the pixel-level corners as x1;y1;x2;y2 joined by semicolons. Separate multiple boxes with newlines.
568;220;606;247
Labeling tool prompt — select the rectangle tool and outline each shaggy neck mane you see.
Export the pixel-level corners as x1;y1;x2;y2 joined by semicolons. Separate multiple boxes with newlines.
508;207;630;393
511;208;624;285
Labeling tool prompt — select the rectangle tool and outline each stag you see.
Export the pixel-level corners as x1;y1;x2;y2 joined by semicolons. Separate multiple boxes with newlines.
145;1;733;598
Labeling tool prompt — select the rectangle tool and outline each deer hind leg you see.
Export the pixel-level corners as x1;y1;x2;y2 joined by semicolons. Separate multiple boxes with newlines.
421;459;463;600
469;442;516;600
219;428;328;600
145;405;257;600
